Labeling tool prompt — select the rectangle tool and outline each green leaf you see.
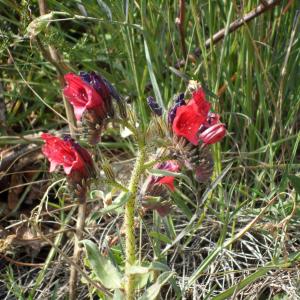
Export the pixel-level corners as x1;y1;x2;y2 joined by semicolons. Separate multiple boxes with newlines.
211;266;269;300
101;191;131;214
113;289;125;300
148;168;193;186
172;190;194;218
149;231;172;244
127;261;170;275
81;240;122;290
91;192;131;219
168;66;189;82
126;266;153;290
126;262;171;290
144;39;165;111
148;261;171;272
288;175;300;194
97;0;112;21
26;11;69;39
139;271;174;300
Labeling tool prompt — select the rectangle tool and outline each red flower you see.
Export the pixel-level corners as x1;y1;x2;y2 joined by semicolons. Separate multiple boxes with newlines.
199;123;226;144
41;133;94;178
141;160;180;217
172;88;210;145
63;73;106;121
172;88;227;145
192;88;211;116
150;161;180;191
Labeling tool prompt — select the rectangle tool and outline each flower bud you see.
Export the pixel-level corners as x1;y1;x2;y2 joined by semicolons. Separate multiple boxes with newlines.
147;96;163;116
140;160;179;217
168;93;185;124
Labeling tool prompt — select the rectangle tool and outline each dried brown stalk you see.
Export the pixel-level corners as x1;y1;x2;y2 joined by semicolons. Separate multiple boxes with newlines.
0;253;44;267
176;0;187;58
37;0;76;138
175;0;283;68
31;219;112;297
69;201;87;300
36;1;83;299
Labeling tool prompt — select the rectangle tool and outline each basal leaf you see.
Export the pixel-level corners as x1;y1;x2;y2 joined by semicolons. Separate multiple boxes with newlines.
139;271;174;300
113;289;125;300
81;240;122;290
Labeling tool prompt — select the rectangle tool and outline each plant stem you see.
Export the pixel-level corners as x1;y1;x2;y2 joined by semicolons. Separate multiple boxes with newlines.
177;0;187;58
31;215;112;297
28;205;76;299
37;0;77;138
124;146;146;300
69;201;87;300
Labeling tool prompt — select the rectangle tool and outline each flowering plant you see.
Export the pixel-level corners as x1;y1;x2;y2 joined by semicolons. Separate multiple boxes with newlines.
41;75;228;300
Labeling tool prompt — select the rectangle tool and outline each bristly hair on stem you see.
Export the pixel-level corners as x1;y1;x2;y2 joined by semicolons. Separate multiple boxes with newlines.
124;146;146;300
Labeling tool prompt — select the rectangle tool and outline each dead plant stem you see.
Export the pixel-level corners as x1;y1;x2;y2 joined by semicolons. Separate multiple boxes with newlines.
69;201;87;300
37;0;76;138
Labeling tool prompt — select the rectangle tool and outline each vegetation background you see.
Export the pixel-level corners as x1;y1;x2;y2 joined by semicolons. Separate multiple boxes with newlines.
0;0;299;299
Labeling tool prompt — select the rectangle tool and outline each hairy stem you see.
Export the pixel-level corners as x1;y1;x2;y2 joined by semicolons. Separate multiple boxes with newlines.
124;146;146;300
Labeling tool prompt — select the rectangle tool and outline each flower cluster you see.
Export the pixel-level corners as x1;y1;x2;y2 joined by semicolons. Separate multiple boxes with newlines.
42;76;227;214
171;87;226;145
41;71;122;201
63;72;120;144
141;83;227;214
168;85;226;183
148;161;180;192
41;133;95;202
141;161;179;217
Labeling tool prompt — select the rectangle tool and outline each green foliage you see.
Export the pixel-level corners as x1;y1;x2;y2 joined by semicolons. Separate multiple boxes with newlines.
91;191;131;218
139;271;175;300
82;239;122;290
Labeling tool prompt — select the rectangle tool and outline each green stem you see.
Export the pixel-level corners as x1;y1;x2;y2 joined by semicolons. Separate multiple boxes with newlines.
124;146;146;300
